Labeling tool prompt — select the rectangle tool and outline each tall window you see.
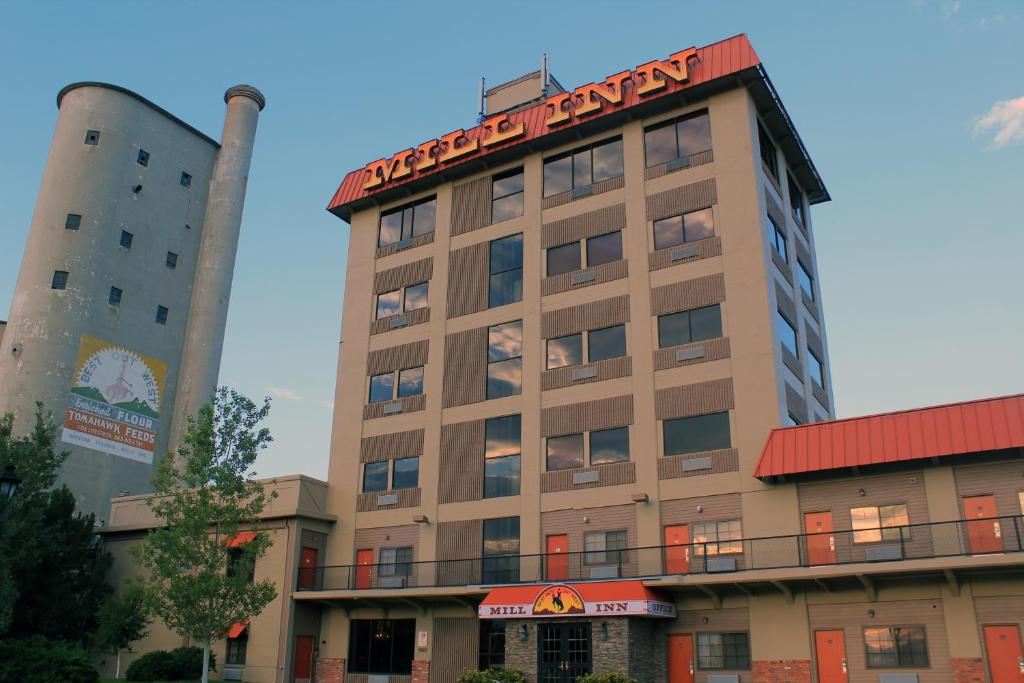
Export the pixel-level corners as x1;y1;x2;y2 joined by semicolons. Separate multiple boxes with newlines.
863;627;928;668
697;632;750;670
348;619;416;675
692;520;743;555
546;230;623;277
378;196;436;248
479;620;506;670
484;415;521;499
584;530;628;565
664;412;731;456
775;310;798;358
489;234;523;307
808;350;825;388
657;304;722;348
108;286;122;306
487;321;522;399
788;173;805;223
769;216;788;262
226;630;248;665
652;207;714;251
120;230;133;249
546;325;626;369
644;109;712;168
851;504;910;543
376;282;428;320
155;305;169;325
758;122;778;179
482;517;520;583
491;169;524;223
543;136;624;196
797;261;814;301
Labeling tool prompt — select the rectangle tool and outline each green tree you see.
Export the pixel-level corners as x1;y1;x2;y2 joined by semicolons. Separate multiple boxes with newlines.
0;405;112;642
95;583;150;679
131;387;277;683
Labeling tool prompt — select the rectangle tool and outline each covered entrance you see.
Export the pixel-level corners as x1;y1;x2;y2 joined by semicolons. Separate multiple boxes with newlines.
479;580;675;682
538;622;591;682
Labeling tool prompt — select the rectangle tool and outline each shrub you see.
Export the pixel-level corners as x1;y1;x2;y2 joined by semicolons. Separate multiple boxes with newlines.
458;667;528;683
0;637;99;683
577;674;637;683
126;646;216;681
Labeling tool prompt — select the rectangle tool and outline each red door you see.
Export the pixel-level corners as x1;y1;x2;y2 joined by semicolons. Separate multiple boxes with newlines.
805;511;836;565
298;547;318;590
815;629;849;683
985;625;1024;683
546;535;568;581
355;549;373;589
664;525;690;574
964;495;1003;554
293;635;314;682
667;634;694;683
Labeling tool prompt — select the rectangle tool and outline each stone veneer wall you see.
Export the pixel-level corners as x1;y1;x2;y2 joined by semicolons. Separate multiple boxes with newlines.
316;657;345;683
504;618;666;682
753;659;810;683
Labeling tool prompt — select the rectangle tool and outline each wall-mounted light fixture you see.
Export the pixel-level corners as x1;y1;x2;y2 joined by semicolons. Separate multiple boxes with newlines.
867;609;875;618
600;622;609;641
519;624;528;641
858;488;866;497
631;492;649;504
696;505;704;513
413;514;430;524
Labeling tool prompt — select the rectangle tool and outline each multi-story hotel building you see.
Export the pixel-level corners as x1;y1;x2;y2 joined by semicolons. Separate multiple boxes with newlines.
299;34;1024;683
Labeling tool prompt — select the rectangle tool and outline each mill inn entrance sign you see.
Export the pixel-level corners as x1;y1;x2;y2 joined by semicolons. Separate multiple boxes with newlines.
478;581;676;620
361;47;700;190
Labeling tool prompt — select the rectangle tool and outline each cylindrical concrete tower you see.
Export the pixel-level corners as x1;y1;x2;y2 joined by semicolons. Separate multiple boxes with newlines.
0;83;263;521
168;86;265;454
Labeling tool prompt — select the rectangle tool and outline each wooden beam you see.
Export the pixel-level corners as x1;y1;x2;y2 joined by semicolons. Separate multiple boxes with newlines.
770;580;794;604
696;584;722;609
943;569;961;597
857;574;877;602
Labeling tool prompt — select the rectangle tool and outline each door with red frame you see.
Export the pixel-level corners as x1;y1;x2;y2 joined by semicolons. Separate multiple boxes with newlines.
546;535;568;581
984;625;1024;683
667;634;694;683
815;629;849;683
664;525;690;574
355;549;373;589
964;495;1004;554
293;635;315;683
805;511;836;565
297;547;318;590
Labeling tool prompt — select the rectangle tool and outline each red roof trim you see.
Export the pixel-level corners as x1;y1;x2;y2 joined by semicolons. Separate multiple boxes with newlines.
326;34;760;214
754;394;1024;479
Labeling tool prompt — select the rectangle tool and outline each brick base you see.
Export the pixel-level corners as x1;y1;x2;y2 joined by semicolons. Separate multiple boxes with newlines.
315;657;345;683
412;659;430;683
754;659;812;683
952;657;985;683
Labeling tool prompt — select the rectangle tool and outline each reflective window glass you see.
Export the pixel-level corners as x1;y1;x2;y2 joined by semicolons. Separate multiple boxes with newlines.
590;427;629;465
547;242;581;277
397;366;424;398
392;457;419;490
664;412;731;456
546;433;584;471
588;325;626;362
586;231;622;267
362;461;389;493
369;374;394;403
546;334;582;369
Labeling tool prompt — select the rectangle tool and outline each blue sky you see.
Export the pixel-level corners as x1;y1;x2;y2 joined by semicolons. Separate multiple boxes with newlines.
1;1;1022;480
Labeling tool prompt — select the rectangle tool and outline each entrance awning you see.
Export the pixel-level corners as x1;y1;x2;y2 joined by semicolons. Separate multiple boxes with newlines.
479;581;676;619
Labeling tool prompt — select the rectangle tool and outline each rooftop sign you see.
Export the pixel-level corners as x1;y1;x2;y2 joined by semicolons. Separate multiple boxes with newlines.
328;35;762;213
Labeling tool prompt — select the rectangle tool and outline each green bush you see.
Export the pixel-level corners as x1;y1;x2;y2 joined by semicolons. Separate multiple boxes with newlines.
125;646;215;681
458;667;528;683
576;674;637;683
0;637;99;683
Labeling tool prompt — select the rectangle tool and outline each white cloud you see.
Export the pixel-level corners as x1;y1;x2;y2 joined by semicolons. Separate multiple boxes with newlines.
973;97;1024;148
266;386;303;401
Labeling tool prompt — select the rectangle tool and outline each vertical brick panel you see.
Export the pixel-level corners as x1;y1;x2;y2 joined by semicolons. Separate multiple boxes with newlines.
450;176;492;236
650;273;726;316
951;657;985;683
442;326;487;407
446;241;489;318
645;177;718;221
753;659;811;683
438;419;485;503
315;657;345;683
373;257;433;294
411;660;430;683
541;203;626;248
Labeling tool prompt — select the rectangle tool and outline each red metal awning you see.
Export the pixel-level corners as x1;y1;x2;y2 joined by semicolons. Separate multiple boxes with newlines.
479;581;675;619
226;532;257;548
755;394;1024;479
227;621;248;639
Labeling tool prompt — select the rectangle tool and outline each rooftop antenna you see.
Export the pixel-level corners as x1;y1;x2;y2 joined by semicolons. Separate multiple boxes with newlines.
477;77;486;124
541;53;549;98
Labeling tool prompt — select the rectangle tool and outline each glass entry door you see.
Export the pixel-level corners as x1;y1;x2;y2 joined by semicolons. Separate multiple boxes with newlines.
538;622;592;683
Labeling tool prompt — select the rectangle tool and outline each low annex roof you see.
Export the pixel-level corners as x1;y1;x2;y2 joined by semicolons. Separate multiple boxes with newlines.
754;394;1024;480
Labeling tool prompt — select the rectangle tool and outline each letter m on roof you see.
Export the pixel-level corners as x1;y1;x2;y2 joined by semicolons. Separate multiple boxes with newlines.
363;149;414;190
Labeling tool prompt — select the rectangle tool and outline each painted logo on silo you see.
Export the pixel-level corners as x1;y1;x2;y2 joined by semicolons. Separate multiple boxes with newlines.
61;335;167;464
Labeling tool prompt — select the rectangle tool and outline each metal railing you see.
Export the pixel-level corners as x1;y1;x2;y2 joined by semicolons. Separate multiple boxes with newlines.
296;515;1024;592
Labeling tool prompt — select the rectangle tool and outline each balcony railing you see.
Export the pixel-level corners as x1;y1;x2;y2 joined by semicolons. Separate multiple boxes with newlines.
296;515;1024;592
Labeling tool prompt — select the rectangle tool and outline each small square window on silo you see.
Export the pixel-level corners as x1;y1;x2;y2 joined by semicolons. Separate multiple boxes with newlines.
108;286;122;306
155;305;169;325
180;172;192;188
65;214;82;230
51;270;69;290
166;251;177;269
84;130;100;145
137;149;150;167
120;230;133;249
